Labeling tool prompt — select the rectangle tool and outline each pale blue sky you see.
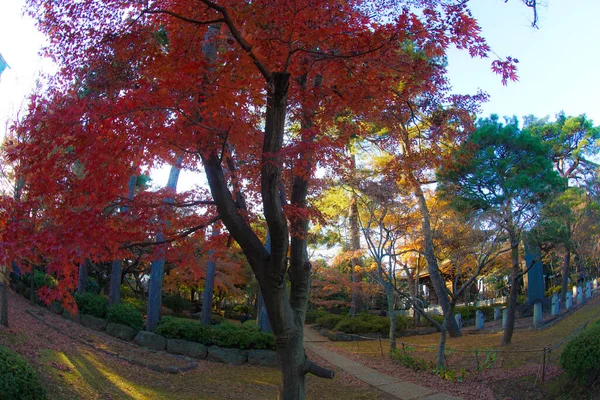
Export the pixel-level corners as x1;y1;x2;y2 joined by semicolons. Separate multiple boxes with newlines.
447;0;600;124
1;0;599;189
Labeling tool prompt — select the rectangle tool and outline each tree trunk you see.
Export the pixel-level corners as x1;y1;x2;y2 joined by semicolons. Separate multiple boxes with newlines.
0;282;8;327
30;272;35;305
561;247;570;303
386;288;397;351
201;233;218;326
348;151;362;316
201;72;333;399
108;260;123;306
436;321;447;369
501;241;520;345
109;174;137;306
146;161;181;331
413;184;461;337
77;259;89;295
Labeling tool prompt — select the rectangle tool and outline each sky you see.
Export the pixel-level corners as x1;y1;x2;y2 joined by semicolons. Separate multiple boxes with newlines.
1;0;599;190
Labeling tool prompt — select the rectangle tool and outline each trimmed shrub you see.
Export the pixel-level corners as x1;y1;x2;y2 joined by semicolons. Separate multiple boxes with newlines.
212;322;275;350
154;316;275;350
107;303;144;330
560;324;600;387
0;345;47;400
305;309;328;324
315;313;344;329
163;294;191;315
155;316;211;343
75;292;108;318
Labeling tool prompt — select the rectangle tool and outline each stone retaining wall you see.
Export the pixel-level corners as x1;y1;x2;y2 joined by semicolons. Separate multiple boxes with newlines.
47;304;277;368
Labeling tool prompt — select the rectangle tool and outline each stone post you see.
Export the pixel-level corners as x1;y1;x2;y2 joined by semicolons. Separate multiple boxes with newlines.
566;292;573;310
502;308;508;330
454;313;462;330
586;282;592;299
577;286;583;303
551;293;559;316
533;301;543;328
494;306;501;321
476;310;484;330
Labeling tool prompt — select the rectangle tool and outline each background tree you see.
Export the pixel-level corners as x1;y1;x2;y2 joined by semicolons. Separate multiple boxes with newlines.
438;115;563;345
524;113;600;301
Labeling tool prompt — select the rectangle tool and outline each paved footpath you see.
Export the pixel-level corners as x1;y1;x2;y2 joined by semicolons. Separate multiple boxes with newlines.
304;326;462;400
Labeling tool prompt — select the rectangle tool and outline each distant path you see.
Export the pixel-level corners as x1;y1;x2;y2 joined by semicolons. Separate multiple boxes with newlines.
304;326;462;400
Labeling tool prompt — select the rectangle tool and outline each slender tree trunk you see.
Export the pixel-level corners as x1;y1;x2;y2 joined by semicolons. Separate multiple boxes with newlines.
77;259;89;295
561;247;570;303
502;240;520;345
202;230;219;325
348;151;362;316
0;282;8;327
413;184;461;337
386;288;397;351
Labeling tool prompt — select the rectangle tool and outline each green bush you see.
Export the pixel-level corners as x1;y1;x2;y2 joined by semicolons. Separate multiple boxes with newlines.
123;297;146;313
560;324;600;387
334;314;390;334
154;316;211;343
85;278;100;294
0;345;47;400
545;286;562;298
107;303;144;330
313;312;409;335
22;271;56;290
233;304;251;314
163;294;192;315
454;305;496;322
212;322;275;350
75;292;108;318
421;313;445;327
305;309;329;324
210;313;225;325
315;313;344;329
154;316;275;350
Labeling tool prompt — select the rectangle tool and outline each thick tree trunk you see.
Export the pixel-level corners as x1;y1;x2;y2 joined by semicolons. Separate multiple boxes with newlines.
502;241;520;345
0;282;8;327
77;259;89;295
201;72;333;399
413;185;461;337
108;260;123;306
146;162;181;331
109;174;137;306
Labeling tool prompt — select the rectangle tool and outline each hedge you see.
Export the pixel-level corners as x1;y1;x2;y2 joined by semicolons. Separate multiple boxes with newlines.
154;316;275;350
107;302;144;330
75;292;108;318
560;323;600;387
